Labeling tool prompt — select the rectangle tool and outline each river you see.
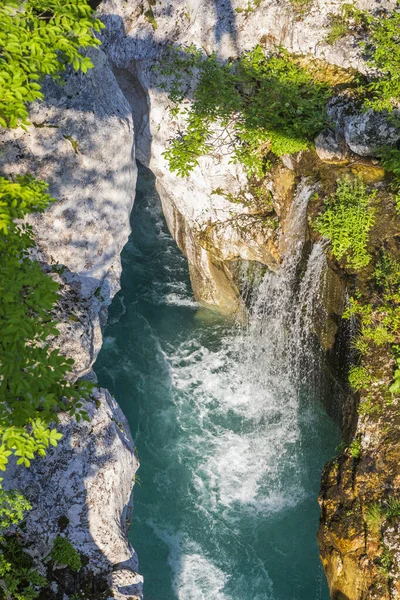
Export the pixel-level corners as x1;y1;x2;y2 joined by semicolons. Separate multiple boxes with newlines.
94;163;339;600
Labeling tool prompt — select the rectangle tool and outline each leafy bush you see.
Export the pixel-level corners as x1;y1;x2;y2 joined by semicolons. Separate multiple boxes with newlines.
0;0;104;128
0;176;91;474
50;536;82;571
0;491;45;599
0;490;31;532
349;365;373;392
314;177;376;269
375;250;400;292
361;5;400;112
376;147;400;182
160;45;331;178
0;536;47;600
344;291;400;399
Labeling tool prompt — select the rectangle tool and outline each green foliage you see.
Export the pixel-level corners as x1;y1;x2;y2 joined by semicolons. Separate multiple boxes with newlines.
325;18;350;45
0;535;47;600
289;0;313;9
314;177;376;269
343;297;373;322
375;250;400;292
385;496;400;518
0;0;104;128
349;438;362;459
349;365;373;391
361;323;396;346
0;490;31;532
379;545;393;575
389;356;400;394
0;175;52;234
360;4;400;112
376;147;400;182
0;491;45;599
325;4;365;45
50;536;82;571
352;335;370;355
365;502;383;535
0;175;91;473
234;0;263;17
144;7;158;30
160;45;331;178
344;285;400;398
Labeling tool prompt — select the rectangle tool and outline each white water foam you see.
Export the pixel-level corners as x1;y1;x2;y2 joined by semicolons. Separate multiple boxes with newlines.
135;178;330;600
148;522;234;600
163;181;320;522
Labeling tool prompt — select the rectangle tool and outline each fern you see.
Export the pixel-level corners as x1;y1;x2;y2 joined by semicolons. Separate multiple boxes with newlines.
315;177;376;270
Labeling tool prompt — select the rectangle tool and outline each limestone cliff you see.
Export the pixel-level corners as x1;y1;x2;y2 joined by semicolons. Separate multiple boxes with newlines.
0;48;143;599
97;0;396;316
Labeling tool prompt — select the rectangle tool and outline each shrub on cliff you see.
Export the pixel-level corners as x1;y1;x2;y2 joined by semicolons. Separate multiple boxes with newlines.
0;0;101;472
0;0;104;127
361;3;400;113
160;45;332;178
314;177;376;270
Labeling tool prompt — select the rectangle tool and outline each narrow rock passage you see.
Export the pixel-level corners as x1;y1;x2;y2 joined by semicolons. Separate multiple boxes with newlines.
95;164;339;600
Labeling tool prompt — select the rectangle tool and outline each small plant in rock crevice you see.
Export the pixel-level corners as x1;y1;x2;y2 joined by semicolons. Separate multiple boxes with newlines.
349;438;362;459
385;496;400;519
314;176;376;270
365;502;384;535
50;535;82;572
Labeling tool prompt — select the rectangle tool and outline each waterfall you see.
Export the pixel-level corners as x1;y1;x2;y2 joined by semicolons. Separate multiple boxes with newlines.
245;181;328;397
222;180;330;516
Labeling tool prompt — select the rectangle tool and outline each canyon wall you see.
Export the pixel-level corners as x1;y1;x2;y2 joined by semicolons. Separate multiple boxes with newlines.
0;48;143;599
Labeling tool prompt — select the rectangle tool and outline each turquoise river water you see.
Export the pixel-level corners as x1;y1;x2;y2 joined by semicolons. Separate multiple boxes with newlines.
94;164;340;600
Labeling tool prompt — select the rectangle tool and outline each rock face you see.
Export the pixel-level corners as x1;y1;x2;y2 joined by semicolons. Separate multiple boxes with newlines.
327;100;400;158
1;48;142;598
0;47;136;374
318;386;400;600
4;389;142;600
91;2;400;599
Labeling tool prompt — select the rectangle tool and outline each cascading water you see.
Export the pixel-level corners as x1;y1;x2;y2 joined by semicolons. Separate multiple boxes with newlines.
95;164;340;600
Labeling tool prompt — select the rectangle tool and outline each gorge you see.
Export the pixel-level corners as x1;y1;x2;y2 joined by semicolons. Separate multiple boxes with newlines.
2;1;400;599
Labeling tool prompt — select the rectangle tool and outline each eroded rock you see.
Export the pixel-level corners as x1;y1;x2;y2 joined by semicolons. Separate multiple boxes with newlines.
0;47;136;372
4;389;143;600
315;128;348;163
